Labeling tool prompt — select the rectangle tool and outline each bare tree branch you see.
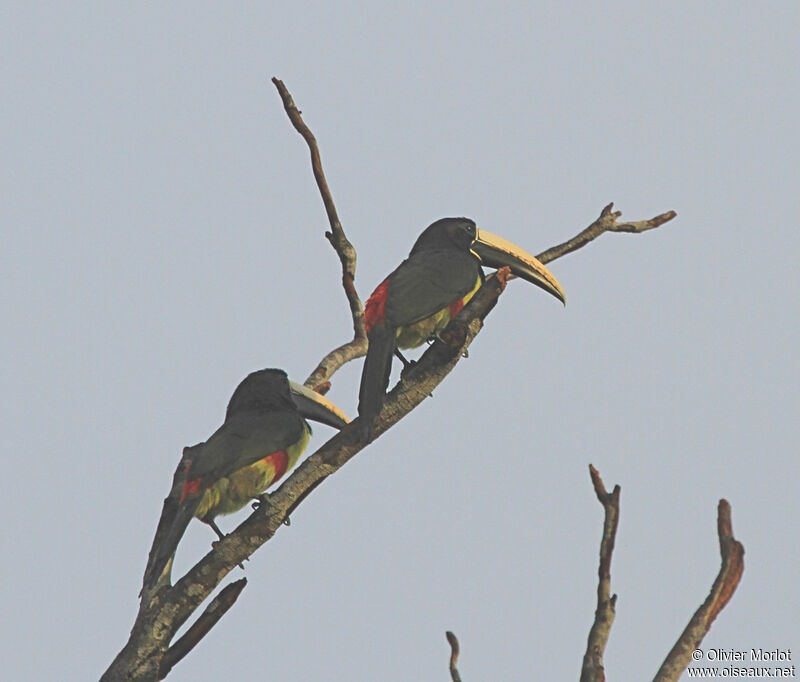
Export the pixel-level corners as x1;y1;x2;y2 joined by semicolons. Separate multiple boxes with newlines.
167;270;511;597
580;465;621;682
535;202;676;265
157;578;247;680
102;78;679;681
102;270;511;681
271;77;367;391
653;500;745;682
445;631;463;682
273;81;678;389
304;336;369;394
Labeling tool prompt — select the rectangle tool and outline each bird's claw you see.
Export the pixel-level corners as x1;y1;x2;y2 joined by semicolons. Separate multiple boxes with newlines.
426;332;446;345
253;493;291;526
253;493;271;511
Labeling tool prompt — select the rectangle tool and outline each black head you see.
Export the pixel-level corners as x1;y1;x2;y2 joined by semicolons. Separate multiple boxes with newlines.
225;368;294;419
409;217;477;255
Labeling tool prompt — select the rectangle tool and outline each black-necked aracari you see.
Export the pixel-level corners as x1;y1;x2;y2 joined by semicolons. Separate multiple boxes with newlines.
144;368;348;588
357;217;565;436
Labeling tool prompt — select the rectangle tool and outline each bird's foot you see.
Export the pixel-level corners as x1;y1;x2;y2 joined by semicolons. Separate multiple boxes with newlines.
253;493;291;526
426;332;446;345
253;493;271;511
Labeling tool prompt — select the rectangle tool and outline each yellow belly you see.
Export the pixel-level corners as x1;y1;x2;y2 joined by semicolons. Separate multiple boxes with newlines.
195;424;310;521
395;276;481;349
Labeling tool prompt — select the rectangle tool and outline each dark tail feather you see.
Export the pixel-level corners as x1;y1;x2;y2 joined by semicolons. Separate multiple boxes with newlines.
142;498;197;592
358;324;396;439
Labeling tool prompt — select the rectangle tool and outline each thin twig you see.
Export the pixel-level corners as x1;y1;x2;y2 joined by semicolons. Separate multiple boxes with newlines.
580;465;621;682
446;631;462;682
157;579;247;680
653;500;745;682
303;335;368;394
271;77;367;391
536;202;676;265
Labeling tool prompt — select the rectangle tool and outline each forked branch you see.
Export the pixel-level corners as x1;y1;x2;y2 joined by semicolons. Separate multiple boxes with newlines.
271;77;367;392
536;202;676;265
580;465;621;682
157;578;247;680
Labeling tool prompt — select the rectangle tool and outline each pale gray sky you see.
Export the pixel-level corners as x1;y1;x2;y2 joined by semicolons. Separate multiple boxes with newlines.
3;3;798;680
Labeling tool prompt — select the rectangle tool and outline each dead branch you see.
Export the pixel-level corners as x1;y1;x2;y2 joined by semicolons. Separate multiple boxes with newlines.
273;80;678;389
653;500;745;682
101;271;510;681
157;578;247;680
446;631;463;682
101;78;677;681
164;271;509;618
580;465;621;682
271;77;367;392
536;202;676;265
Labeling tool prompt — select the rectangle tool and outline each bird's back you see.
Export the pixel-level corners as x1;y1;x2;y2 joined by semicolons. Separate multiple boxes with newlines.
186;409;306;483
382;249;481;327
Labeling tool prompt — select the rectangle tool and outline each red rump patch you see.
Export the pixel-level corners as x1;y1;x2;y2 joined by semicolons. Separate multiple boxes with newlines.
264;450;289;484
180;463;202;503
363;279;390;333
448;297;465;318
